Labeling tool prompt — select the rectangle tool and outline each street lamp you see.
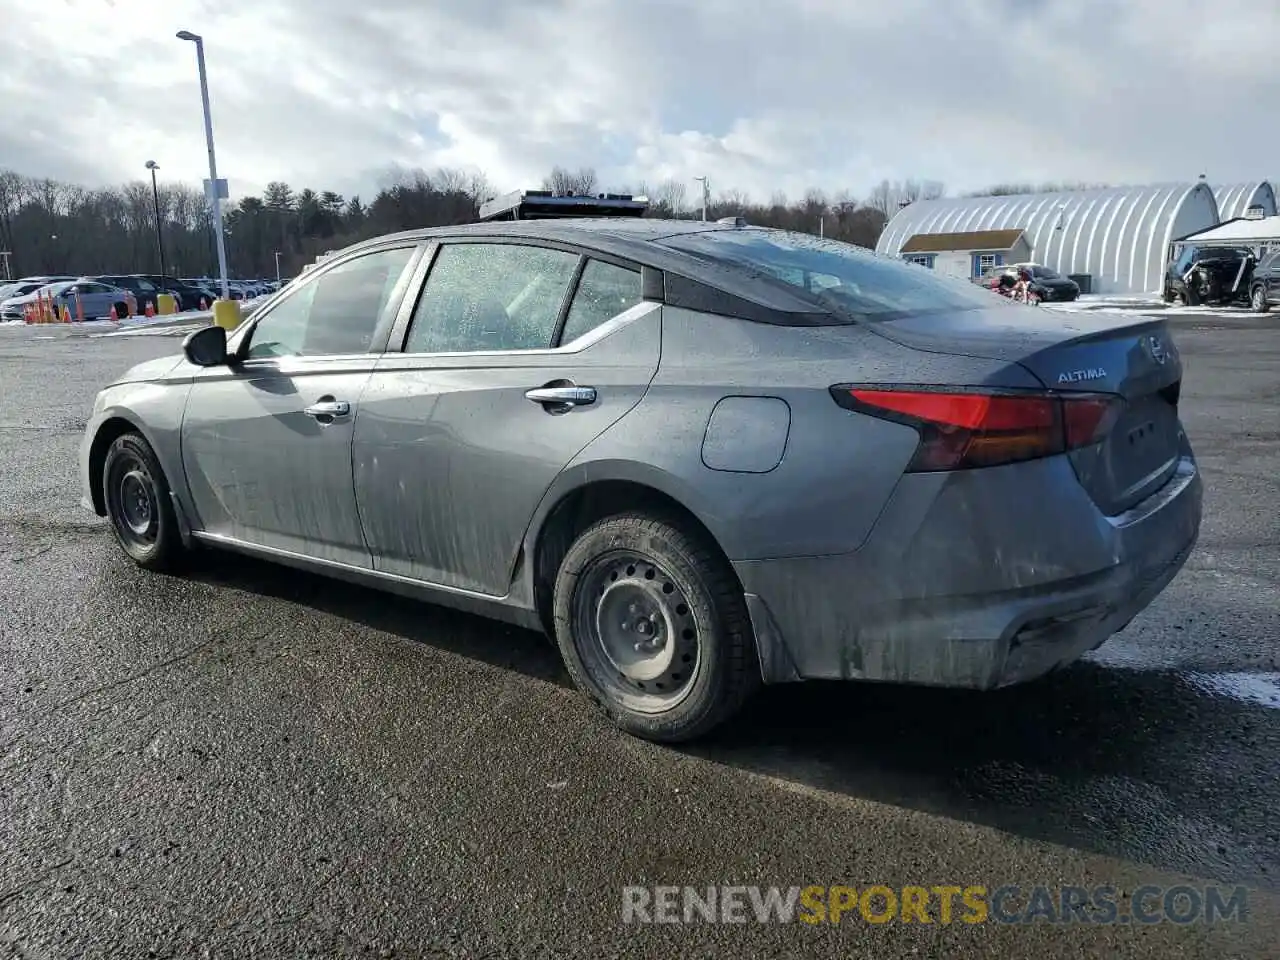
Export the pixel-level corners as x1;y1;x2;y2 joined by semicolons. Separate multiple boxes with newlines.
176;30;230;301
694;176;709;222
145;160;167;278
274;250;282;284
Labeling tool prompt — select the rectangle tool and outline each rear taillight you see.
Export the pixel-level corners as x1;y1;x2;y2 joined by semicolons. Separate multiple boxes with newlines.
831;386;1121;472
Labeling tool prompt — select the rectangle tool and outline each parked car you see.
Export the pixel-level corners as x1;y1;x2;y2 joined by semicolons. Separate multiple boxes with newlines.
993;263;1080;303
1246;249;1280;313
134;275;211;311
0;279;131;321
93;275;163;313
0;279;60;305
53;279;133;319
1163;245;1256;306
79;220;1202;742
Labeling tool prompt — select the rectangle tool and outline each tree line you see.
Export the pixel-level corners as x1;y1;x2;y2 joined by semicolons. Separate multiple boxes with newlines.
0;165;950;281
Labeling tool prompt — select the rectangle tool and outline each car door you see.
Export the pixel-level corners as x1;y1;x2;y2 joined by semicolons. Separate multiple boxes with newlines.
354;241;661;595
72;282;111;318
180;243;422;566
1263;252;1280;303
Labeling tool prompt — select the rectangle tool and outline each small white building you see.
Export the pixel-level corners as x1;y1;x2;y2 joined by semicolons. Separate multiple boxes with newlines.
899;229;1032;281
1173;213;1280;259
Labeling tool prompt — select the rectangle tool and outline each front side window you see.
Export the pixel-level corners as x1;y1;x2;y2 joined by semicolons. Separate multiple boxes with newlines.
559;259;643;344
658;229;997;321
405;243;580;353
246;246;414;359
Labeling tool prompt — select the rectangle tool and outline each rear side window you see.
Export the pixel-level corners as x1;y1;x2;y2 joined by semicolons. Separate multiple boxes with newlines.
656;229;996;320
405;243;580;353
559;259;643;344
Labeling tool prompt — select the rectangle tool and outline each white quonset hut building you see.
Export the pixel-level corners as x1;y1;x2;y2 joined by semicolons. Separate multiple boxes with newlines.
1213;182;1277;221
876;181;1276;295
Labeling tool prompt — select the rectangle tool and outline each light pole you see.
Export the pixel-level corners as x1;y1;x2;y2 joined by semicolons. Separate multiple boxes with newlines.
0;251;10;281
694;176;709;222
274;250;282;284
145;160;167;278
177;30;230;301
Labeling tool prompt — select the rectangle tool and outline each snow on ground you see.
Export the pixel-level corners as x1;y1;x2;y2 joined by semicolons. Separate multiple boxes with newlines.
1046;293;1269;319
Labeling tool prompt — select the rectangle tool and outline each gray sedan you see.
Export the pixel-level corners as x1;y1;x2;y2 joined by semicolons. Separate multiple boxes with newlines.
79;219;1202;741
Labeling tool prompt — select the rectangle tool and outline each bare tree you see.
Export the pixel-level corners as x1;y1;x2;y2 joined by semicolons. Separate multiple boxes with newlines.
541;166;599;196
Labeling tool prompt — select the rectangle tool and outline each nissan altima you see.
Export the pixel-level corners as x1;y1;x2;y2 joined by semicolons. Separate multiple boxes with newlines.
79;219;1202;742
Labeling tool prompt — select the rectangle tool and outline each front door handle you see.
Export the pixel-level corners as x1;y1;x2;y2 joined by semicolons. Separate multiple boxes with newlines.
524;385;597;410
303;398;351;420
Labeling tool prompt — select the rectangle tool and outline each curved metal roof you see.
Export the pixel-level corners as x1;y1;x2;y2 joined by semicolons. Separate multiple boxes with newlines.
875;183;1219;293
1213;182;1276;220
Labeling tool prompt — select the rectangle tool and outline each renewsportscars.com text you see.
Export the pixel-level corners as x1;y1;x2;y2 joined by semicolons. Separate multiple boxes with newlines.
621;884;1249;926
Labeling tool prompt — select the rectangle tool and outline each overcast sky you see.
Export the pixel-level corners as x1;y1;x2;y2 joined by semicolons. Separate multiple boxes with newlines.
2;0;1276;205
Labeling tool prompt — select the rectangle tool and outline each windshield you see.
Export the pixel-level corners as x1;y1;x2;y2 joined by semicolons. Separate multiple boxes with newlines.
41;281;74;296
655;228;997;320
1032;266;1060;279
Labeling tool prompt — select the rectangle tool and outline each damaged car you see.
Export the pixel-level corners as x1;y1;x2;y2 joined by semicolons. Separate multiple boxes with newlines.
1163;244;1256;306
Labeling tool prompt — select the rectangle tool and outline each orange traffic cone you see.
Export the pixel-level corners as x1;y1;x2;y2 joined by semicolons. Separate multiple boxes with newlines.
23;303;33;324
75;292;84;322
62;304;72;323
144;301;155;318
108;304;118;322
126;295;136;318
198;297;208;311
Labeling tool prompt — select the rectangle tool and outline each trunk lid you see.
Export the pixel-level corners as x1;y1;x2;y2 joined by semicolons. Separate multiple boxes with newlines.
871;306;1185;515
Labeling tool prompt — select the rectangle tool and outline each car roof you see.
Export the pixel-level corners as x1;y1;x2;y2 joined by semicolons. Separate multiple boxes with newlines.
327;218;839;325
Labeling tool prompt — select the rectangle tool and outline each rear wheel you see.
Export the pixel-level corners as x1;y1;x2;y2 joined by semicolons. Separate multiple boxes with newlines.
1250;284;1270;313
102;432;183;570
552;512;758;742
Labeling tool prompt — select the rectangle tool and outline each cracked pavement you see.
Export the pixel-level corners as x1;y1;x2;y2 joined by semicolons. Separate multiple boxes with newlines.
0;316;1277;958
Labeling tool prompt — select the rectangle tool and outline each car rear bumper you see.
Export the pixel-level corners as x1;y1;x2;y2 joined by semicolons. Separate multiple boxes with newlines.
734;452;1202;689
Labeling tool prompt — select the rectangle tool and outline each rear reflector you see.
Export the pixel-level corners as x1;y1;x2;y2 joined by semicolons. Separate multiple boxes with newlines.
831;386;1122;472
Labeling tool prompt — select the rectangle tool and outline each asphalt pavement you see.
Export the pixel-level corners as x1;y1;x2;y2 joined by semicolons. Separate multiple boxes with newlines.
0;312;1277;958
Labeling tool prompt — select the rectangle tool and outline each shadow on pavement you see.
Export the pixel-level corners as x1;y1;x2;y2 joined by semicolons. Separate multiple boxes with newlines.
187;550;1280;891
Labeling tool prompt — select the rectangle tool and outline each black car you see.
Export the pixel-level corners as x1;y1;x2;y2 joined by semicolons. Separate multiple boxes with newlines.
1163;245;1255;306
1246;249;1280;313
93;275;163;312
1000;263;1081;302
136;275;213;311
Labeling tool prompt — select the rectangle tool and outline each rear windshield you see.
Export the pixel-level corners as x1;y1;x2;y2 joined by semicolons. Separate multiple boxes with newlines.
655;228;997;320
1032;266;1060;279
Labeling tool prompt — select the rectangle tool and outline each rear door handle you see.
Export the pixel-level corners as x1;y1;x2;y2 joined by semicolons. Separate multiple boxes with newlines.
303;399;351;420
524;385;597;408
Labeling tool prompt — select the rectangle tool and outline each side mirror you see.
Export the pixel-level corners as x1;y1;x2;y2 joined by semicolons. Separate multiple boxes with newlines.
183;324;228;367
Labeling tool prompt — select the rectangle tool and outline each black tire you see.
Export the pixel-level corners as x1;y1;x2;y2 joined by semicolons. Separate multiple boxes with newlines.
1250;284;1270;314
112;301;128;319
101;432;183;571
1184;277;1201;307
552;512;759;742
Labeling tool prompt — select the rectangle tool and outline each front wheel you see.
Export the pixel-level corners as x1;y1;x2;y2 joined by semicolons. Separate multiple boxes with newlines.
102;432;183;570
552;513;759;742
1250;285;1270;313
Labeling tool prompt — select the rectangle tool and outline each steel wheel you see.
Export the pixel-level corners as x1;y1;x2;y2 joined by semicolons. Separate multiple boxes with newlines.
570;549;701;714
106;452;159;549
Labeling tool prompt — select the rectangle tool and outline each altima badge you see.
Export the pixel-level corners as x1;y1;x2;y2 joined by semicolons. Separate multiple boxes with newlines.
1057;368;1108;384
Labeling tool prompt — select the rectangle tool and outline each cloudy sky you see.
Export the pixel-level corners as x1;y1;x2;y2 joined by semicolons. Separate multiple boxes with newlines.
2;0;1276;206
